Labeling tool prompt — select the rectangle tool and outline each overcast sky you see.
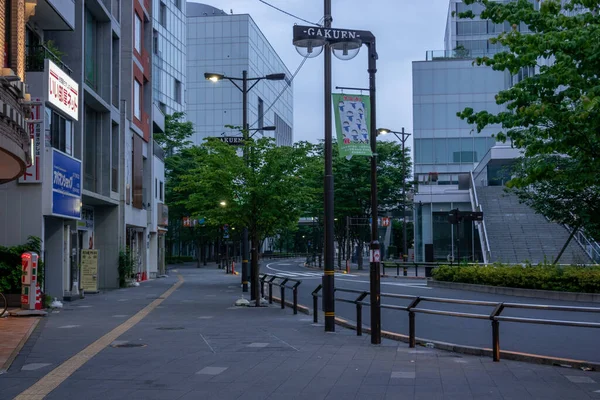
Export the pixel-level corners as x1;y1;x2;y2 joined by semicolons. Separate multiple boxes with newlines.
189;0;451;150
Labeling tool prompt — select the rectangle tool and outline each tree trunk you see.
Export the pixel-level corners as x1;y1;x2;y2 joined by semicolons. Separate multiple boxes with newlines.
357;240;364;270
251;229;260;306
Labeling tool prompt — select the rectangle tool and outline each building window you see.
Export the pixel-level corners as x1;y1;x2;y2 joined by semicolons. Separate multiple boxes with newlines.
159;181;163;201
159;2;167;27
153;30;159;55
84;107;98;191
134;79;141;120
134;13;142;53
174;79;182;104
112;124;119;192
155;178;158;198
85;9;98;88
175;0;182;10
49;110;74;155
4;0;11;68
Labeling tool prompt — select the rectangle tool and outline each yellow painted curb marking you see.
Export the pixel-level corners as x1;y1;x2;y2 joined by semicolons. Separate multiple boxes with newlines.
14;275;184;400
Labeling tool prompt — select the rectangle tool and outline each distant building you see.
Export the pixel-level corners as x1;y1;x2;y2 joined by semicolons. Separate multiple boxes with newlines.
186;2;293;146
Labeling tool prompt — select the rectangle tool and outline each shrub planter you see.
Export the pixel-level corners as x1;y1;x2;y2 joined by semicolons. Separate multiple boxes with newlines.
428;280;600;303
5;293;21;308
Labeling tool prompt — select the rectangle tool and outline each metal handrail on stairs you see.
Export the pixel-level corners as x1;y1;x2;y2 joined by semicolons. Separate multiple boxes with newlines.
469;171;492;264
567;226;600;264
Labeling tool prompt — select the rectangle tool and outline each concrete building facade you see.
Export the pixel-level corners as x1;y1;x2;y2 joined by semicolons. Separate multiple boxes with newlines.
0;0;167;300
186;2;293;146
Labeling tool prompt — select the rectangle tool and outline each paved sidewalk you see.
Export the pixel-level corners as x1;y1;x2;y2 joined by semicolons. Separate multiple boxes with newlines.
0;316;40;373
1;265;600;399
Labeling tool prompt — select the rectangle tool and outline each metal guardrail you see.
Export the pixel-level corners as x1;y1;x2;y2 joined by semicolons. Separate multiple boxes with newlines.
311;285;600;362
470;171;492;263
381;261;436;277
259;274;302;314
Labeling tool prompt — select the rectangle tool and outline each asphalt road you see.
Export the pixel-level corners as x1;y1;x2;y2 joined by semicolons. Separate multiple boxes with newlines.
262;259;600;363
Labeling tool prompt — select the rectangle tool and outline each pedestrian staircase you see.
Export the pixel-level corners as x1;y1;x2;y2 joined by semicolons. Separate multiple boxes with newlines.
476;186;592;264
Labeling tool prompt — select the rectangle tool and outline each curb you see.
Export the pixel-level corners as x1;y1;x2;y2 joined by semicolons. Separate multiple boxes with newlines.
333;316;600;371
0;318;41;373
428;280;600;304
271;295;600;371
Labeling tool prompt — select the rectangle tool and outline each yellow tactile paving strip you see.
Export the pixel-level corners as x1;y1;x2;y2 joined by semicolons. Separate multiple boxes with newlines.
14;275;184;400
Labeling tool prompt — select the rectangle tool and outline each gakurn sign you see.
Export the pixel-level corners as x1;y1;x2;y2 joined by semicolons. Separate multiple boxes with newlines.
293;25;375;43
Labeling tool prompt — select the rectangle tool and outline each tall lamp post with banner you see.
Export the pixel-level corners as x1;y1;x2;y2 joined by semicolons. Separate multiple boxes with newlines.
293;20;382;343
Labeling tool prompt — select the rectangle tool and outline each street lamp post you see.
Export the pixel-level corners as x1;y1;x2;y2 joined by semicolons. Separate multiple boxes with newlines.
293;19;381;343
377;128;411;262
205;71;286;303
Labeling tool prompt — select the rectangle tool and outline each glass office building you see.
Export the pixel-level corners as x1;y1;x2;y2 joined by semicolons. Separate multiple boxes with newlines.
186;3;293;145
153;0;186;115
412;0;513;261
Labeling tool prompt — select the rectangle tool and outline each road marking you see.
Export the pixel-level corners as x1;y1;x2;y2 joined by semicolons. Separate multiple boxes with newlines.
266;262;358;278
14;275;184;400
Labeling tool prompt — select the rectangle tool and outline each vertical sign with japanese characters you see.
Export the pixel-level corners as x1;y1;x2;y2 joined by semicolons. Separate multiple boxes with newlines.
48;60;79;121
81;249;98;292
19;99;44;183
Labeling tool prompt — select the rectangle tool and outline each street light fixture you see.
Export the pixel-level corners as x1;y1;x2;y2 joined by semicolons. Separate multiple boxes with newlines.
206;69;286;305
377;128;411;263
220;201;227;207
293;18;382;343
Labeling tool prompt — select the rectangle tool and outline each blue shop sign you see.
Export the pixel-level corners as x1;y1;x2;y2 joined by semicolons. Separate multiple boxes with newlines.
52;149;81;219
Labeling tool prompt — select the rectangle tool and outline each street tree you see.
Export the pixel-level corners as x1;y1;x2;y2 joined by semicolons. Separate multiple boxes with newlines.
457;0;600;256
176;137;315;305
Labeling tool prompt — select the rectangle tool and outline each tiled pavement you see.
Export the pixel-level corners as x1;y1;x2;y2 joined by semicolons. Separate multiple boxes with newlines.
0;315;40;372
1;264;600;399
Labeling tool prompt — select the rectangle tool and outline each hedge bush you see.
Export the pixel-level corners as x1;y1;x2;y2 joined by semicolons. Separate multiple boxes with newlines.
432;263;600;293
166;256;195;265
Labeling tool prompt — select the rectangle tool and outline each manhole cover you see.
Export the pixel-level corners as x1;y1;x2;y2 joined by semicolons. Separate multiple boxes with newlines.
111;343;147;348
156;327;185;331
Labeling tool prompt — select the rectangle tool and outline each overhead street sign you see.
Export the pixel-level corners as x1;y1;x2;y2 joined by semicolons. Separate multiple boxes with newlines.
219;136;244;146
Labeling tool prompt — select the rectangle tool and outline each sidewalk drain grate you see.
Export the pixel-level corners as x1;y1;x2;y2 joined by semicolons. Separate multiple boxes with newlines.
156;327;185;330
111;343;147;348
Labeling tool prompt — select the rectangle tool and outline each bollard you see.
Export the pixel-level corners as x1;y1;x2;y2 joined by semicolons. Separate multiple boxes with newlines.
313;294;318;323
382;263;386;276
293;287;298;315
269;283;273;304
396;264;400;277
403;267;407;276
280;285;285;309
409;311;416;348
260;278;265;299
492;320;500;362
356;303;363;336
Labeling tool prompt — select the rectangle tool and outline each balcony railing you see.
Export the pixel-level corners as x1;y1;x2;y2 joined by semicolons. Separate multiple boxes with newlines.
26;45;72;75
425;49;501;61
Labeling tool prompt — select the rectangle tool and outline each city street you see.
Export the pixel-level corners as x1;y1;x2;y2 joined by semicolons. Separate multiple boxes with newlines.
264;259;600;363
2;263;600;400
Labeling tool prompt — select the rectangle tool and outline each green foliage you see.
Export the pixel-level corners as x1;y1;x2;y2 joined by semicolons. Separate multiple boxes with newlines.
174;137;315;243
432;263;600;293
118;248;136;288
457;0;600;240
155;112;194;156
165;256;194;264
0;236;43;294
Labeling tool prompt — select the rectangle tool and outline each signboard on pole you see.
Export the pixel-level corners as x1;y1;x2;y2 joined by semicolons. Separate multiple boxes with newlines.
219;136;244;146
48;60;79;121
333;93;372;157
19;99;44;183
52;149;82;219
81;249;98;292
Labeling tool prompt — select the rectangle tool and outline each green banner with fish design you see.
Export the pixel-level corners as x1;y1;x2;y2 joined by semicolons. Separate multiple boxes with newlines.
333;93;372;157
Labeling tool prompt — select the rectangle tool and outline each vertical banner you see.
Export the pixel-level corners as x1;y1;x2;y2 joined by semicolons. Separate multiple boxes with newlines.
19;99;44;183
333;93;372;157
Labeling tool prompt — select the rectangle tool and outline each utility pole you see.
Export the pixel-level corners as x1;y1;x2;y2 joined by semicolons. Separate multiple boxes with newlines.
241;71;250;294
322;0;335;332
